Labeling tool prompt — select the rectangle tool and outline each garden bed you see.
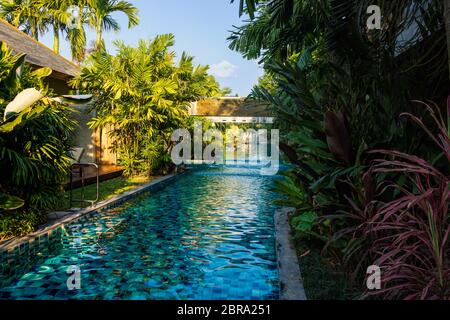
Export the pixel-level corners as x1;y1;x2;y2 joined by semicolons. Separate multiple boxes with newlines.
294;238;359;300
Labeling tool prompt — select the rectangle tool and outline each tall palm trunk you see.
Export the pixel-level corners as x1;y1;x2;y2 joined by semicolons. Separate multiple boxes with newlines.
53;24;60;53
68;4;87;63
31;24;38;41
96;22;103;49
445;0;450;78
78;6;83;31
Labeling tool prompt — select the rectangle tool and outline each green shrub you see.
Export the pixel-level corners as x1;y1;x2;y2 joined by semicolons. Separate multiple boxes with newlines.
71;35;222;177
233;0;449;299
0;42;75;211
0;210;46;240
0;42;75;239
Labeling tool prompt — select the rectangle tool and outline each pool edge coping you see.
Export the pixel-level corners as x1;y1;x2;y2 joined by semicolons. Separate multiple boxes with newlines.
275;207;307;300
0;173;179;252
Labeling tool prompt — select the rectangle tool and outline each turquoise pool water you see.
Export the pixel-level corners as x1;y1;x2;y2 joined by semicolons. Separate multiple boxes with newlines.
0;166;280;300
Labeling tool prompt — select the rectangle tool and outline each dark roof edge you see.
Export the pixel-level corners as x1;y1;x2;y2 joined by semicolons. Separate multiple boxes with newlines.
0;18;80;77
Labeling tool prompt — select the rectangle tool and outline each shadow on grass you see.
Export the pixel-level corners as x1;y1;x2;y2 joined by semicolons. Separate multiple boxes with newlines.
61;176;158;210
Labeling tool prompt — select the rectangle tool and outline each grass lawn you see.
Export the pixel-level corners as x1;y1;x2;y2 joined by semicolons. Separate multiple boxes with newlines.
61;175;159;210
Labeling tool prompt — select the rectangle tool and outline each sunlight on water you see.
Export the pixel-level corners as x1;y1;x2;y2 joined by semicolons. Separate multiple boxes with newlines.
0;166;280;300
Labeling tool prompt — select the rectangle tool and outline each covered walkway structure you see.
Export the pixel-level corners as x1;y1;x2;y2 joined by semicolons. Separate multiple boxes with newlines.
189;97;274;124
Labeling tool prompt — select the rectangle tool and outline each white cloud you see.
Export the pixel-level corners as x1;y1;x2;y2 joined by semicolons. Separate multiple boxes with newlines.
209;60;237;78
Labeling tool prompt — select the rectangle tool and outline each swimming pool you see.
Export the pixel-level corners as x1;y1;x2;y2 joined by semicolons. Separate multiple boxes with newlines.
0;166;280;300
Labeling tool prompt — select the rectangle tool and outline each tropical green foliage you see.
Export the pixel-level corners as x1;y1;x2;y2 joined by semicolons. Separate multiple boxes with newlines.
41;0;72;53
230;0;450;299
0;0;139;62
0;209;45;240
0;42;75;214
363;103;450;299
71;34;222;176
87;0;139;50
0;0;46;40
0;192;24;210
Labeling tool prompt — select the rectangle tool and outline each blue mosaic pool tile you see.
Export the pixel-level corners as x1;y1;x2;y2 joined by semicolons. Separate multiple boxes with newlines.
0;166;280;300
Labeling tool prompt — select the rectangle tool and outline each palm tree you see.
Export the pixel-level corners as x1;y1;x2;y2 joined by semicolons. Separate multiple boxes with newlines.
0;0;47;40
40;0;72;53
87;0;139;50
42;0;89;62
71;36;220;176
231;0;259;19
65;0;90;63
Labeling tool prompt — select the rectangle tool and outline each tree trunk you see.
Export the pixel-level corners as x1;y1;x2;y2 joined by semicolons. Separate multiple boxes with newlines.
445;0;450;79
74;9;86;62
31;23;38;41
96;23;103;50
53;25;60;53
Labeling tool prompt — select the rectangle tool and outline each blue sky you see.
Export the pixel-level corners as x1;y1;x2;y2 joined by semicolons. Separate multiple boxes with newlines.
39;0;263;96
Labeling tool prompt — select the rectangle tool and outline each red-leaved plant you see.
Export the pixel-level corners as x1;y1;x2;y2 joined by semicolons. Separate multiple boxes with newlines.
364;100;449;299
